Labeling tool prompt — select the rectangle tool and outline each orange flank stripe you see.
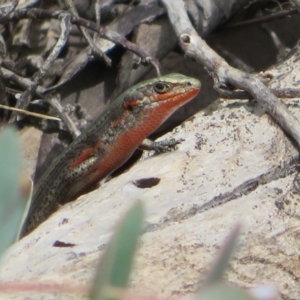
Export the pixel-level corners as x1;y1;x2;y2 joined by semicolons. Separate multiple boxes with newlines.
87;86;201;184
123;100;139;110
112;110;129;127
70;140;102;168
20;74;201;238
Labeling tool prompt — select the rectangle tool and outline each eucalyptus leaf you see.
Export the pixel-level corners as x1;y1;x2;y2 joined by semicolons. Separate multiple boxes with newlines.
204;223;241;285
90;201;144;300
0;127;27;256
197;283;256;300
15;177;33;241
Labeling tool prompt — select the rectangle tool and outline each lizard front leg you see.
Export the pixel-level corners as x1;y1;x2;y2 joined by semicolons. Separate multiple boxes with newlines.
139;138;184;152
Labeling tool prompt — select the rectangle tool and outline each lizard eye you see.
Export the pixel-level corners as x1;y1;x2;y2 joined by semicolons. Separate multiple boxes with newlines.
154;82;171;94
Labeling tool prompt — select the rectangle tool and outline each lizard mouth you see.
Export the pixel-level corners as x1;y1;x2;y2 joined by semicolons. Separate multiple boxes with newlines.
153;86;201;104
124;87;200;110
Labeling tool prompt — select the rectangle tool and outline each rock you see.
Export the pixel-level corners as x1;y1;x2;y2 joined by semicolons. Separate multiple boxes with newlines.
1;92;300;298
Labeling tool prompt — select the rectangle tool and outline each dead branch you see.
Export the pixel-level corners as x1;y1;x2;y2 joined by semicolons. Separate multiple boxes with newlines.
9;13;71;122
62;0;111;66
47;94;81;139
161;0;300;150
3;8;161;75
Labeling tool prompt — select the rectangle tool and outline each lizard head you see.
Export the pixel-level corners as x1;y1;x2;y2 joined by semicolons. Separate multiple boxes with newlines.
122;73;201;115
117;73;201;137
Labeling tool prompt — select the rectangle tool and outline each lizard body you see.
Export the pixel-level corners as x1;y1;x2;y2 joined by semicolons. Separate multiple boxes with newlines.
20;73;201;237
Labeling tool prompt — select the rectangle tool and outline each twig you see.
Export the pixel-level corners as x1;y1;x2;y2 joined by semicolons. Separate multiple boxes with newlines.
44;49;94;92
0;67;46;94
0;0;19;20
94;0;101;25
72;16;161;75
224;7;298;30
290;0;300;10
63;0;111;66
0;103;61;121
161;0;300;150
9;13;71;122
32;14;70;89
17;0;40;10
5;9;161;75
94;0;101;44
47;94;81;138
215;85;300;99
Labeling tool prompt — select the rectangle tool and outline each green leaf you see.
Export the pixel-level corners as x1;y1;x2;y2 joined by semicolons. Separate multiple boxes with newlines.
15;177;33;241
204;223;241;285
197;283;256;300
90;201;144;300
0;127;27;256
